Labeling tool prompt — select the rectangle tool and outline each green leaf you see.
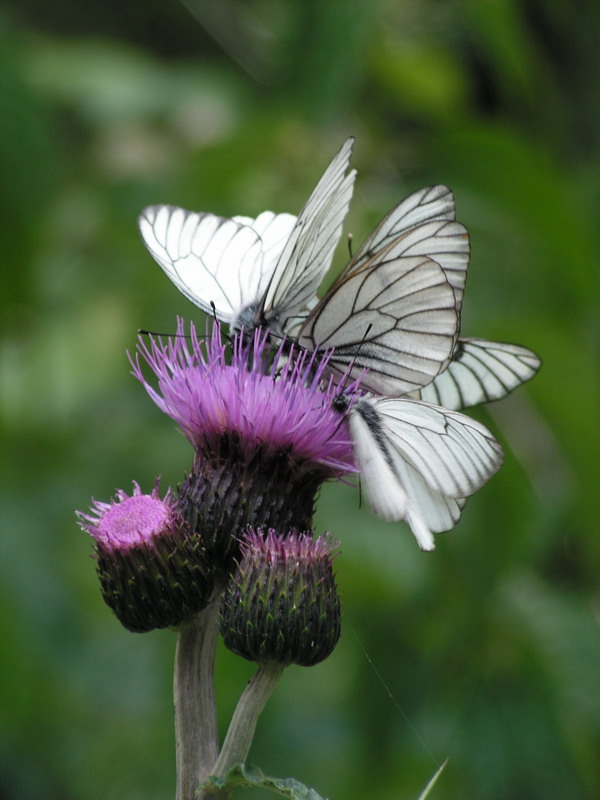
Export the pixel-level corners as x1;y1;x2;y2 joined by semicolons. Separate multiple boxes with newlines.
200;763;329;799
416;759;448;800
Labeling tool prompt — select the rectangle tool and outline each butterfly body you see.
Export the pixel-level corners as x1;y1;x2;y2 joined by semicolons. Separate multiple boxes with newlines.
230;300;263;336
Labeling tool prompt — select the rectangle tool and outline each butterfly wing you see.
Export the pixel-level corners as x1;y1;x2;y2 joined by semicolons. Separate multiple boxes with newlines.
232;210;299;294
343;184;457;270
346;404;411;524
259;137;356;333
374;397;503;497
319;184;468;373
138;205;297;322
381;220;470;309
415;338;542;410
298;255;458;395
347;396;502;549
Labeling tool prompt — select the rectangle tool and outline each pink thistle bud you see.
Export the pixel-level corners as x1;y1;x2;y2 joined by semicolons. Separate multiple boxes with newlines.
77;482;213;632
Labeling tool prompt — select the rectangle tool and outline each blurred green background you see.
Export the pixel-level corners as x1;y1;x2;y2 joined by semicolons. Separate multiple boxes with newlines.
1;1;599;798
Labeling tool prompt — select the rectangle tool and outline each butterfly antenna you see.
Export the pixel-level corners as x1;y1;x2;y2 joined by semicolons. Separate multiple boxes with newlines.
331;322;373;429
338;322;373;394
347;232;354;259
138;328;190;339
209;301;236;348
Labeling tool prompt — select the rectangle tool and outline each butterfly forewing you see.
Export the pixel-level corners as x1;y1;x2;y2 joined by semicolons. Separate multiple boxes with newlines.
344;395;502;549
416;339;541;410
298;255;459;395
138;205;291;322
262;137;356;330
345;184;457;275
374;397;503;498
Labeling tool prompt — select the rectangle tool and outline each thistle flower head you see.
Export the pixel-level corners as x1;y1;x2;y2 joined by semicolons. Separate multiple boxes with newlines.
77;481;213;632
220;528;341;667
80;481;173;550
132;320;355;474
132;321;356;572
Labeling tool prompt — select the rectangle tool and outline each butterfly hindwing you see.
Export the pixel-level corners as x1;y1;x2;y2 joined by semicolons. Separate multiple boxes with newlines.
416;338;542;410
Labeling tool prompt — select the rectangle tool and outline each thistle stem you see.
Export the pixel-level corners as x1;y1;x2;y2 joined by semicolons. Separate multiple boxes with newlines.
209;661;285;780
174;599;221;800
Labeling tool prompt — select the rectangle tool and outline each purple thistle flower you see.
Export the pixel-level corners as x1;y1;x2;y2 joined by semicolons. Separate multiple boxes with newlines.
241;527;339;564
77;481;213;632
131;321;356;573
79;481;173;550
132;320;355;474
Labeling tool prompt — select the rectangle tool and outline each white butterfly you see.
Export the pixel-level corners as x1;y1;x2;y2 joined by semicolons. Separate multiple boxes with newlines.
335;393;504;551
139;138;538;402
294;184;469;394
138;137;356;338
312;181;540;405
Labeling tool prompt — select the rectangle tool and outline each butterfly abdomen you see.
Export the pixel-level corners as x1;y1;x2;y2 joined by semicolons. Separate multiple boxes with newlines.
230;302;262;337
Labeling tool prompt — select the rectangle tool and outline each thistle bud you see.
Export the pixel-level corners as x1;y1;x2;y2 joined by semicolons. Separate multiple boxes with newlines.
77;482;213;632
220;529;341;667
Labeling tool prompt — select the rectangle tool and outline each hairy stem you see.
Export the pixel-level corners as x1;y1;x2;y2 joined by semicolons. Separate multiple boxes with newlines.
209;662;285;781
174;599;221;800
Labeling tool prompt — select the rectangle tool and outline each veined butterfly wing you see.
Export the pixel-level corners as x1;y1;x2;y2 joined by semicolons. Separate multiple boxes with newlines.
138;206;296;322
341;186;470;314
374;396;503;496
343;395;503;550
416;338;542;410
314;185;469;382
335;184;469;374
298;255;459;395
346;184;457;271
257;137;356;335
138;138;356;336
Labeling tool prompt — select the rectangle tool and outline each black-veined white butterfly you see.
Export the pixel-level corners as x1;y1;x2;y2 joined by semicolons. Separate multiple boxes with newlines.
306;180;540;405
138;137;356;338
139;138;538;401
293;181;473;394
334;393;503;551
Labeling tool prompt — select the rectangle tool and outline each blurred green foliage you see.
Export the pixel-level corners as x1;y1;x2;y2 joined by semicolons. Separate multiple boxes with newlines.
1;1;599;798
